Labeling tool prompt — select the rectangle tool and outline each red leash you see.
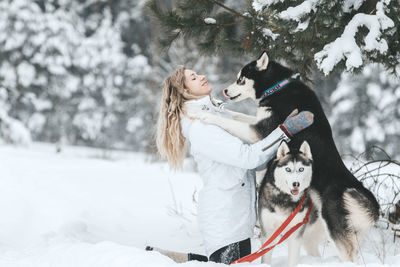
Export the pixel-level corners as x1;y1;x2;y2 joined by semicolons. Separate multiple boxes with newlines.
233;190;313;264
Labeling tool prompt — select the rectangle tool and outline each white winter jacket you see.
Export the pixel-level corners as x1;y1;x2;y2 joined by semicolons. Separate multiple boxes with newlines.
181;96;290;257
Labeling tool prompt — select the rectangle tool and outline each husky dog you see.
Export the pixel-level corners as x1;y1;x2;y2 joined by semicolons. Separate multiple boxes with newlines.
259;140;325;267
194;52;380;263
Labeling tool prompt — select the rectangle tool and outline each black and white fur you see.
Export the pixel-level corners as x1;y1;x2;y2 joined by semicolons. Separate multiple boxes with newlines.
259;140;324;267
193;52;380;263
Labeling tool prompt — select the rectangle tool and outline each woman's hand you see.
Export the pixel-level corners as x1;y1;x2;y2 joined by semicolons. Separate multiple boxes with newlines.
281;109;314;137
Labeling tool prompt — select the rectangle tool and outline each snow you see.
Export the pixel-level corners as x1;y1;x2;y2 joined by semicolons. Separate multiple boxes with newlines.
27;113;46;132
0;62;17;88
330;63;400;157
252;0;395;75
0;118;31;145
331;98;355;114
342;0;365;13
346;157;400;215
366;83;382;100
78;98;97;111
253;0;320;33
330;81;352;104
294;18;310;33
252;0;284;12
350;127;365;152
17;62;36;87
365;116;385;142
30;98;52;111
278;0;321;22
73;113;102;140
204;18;217;25
0;143;399;266
254;0;320;32
126;117;144;133
0;108;31;145
262;28;279;40
0;0;155;151
314;0;394;75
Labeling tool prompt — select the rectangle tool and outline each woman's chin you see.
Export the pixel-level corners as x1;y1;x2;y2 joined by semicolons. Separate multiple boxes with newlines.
202;91;212;96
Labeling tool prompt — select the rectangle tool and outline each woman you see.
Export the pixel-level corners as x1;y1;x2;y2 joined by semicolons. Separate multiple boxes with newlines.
155;67;313;264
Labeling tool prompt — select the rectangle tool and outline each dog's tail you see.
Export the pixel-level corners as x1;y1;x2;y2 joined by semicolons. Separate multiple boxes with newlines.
343;188;380;232
145;246;189;263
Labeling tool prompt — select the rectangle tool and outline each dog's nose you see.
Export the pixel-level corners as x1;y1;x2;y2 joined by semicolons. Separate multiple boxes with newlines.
292;182;300;188
222;89;230;99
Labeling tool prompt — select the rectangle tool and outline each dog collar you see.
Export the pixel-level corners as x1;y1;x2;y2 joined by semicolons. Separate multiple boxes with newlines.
260;78;290;101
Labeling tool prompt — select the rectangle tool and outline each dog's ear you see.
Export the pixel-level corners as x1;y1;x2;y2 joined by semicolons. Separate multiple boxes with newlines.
299;141;312;160
256;52;269;71
277;141;290;159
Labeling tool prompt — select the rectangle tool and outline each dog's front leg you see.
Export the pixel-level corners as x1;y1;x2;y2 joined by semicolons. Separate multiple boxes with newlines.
205;114;260;143
223;106;273;124
195;113;260;143
287;235;301;267
260;236;272;264
223;109;258;124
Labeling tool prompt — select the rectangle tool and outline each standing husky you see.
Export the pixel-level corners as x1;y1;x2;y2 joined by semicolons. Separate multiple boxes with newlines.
193;52;380;262
259;140;324;267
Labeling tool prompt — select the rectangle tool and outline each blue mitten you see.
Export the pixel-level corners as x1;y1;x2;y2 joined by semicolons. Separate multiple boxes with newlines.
281;109;314;137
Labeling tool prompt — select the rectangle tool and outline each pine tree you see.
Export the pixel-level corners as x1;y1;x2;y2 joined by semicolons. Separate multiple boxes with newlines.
0;0;154;151
330;63;400;158
147;0;400;79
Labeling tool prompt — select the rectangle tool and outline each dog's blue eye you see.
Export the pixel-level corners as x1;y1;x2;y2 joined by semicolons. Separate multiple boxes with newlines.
299;167;304;172
285;167;291;172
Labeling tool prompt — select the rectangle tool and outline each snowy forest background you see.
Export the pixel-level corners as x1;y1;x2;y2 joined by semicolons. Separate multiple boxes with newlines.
0;0;399;266
0;0;398;159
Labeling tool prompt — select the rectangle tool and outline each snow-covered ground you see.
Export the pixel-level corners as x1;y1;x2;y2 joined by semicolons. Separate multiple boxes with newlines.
0;143;399;267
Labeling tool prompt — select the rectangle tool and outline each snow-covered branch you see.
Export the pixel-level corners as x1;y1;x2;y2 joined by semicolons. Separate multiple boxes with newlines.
252;0;284;12
278;0;322;22
314;0;394;75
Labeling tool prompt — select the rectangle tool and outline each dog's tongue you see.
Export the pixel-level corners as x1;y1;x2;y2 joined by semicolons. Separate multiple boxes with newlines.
291;189;299;195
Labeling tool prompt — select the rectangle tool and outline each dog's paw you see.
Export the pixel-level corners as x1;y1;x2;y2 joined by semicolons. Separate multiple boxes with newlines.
184;106;215;121
184;105;203;117
194;111;216;123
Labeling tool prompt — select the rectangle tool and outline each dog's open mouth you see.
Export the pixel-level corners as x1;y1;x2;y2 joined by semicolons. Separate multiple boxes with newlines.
290;189;300;195
222;89;241;100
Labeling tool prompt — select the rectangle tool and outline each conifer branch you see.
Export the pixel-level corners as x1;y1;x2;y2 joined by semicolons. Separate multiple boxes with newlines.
222;19;245;26
206;0;248;19
210;19;245;27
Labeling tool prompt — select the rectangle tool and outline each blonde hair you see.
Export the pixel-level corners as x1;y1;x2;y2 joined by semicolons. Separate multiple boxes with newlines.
156;67;201;169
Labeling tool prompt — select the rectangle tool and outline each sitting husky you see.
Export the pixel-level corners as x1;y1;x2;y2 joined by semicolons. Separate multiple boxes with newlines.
259;140;324;267
193;52;380;263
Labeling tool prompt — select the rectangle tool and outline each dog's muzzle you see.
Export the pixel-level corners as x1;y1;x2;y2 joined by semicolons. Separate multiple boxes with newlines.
290;182;300;195
223;88;240;100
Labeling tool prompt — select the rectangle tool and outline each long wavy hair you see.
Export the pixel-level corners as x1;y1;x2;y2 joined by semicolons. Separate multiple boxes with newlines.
156;67;202;169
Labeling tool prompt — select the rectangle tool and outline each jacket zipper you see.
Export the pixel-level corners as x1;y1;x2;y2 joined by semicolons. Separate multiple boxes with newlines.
261;133;286;152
